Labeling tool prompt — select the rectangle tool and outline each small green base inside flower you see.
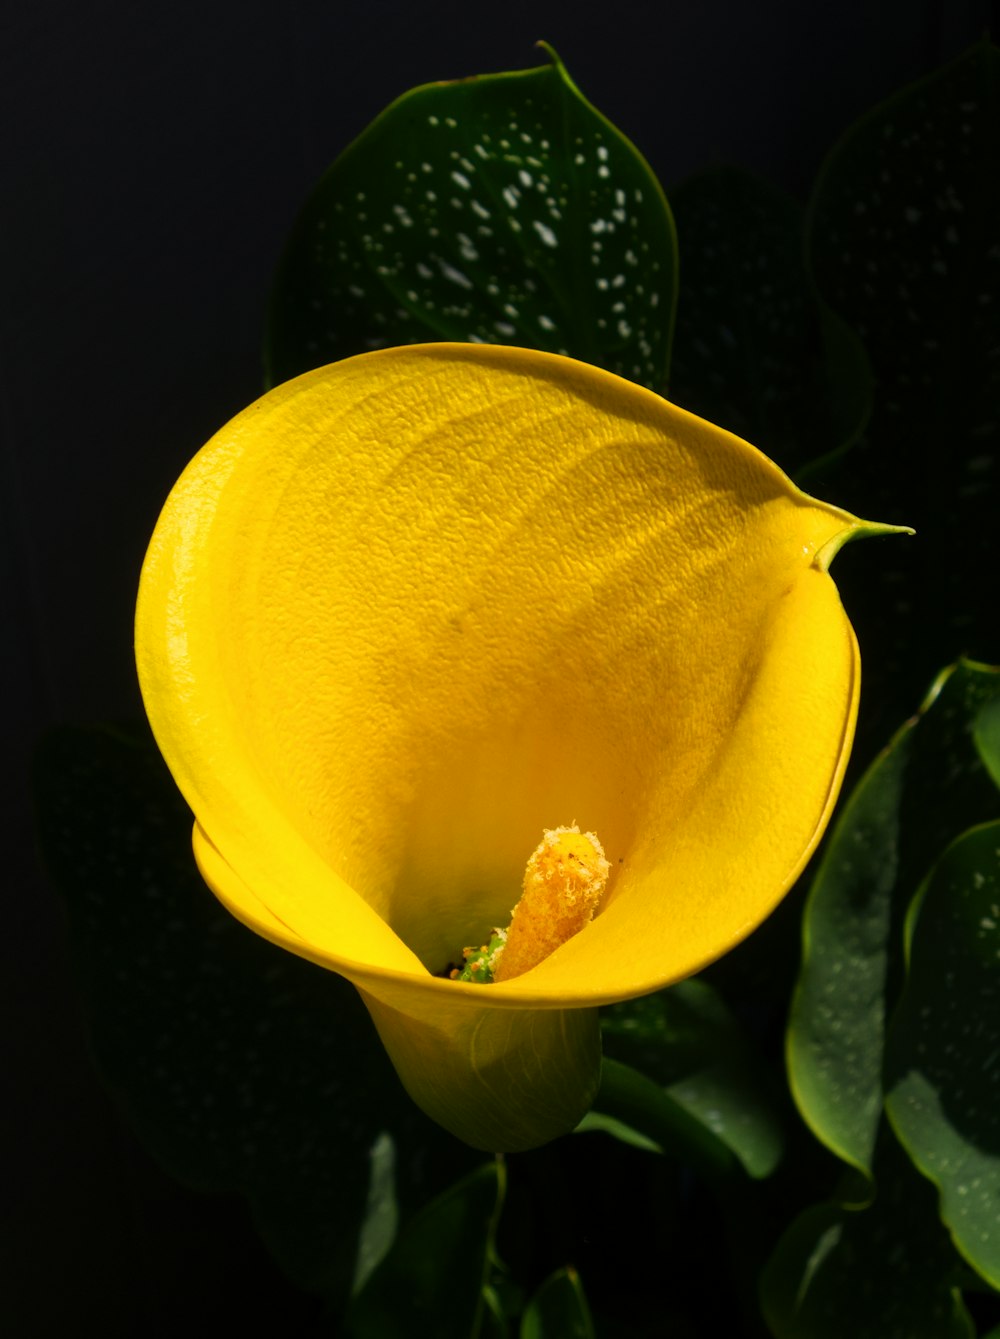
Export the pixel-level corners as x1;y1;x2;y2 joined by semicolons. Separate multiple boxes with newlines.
450;930;508;982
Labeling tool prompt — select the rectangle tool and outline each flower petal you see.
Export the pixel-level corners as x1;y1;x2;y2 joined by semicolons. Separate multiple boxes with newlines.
137;343;865;1145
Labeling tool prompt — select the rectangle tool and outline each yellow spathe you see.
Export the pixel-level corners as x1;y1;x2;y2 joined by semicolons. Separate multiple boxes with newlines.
135;343;882;1150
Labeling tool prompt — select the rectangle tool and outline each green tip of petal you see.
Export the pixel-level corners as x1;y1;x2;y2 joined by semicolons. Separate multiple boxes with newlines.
814;520;915;573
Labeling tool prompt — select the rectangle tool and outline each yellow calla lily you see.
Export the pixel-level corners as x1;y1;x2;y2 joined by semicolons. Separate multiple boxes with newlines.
136;343;896;1152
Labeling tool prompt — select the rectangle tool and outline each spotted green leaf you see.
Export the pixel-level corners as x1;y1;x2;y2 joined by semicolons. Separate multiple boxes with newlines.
885;822;1000;1288
788;660;1000;1179
266;47;676;391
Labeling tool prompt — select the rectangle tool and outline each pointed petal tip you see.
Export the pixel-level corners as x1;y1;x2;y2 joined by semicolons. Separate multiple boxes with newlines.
815;519;915;573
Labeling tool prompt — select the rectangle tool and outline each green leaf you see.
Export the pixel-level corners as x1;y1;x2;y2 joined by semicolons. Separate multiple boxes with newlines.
582;1057;738;1181
885;822;1000;1288
668;165;870;479
598;979;786;1178
806;41;1000;730
346;1161;504;1338
34;724;476;1306
521;1267;595;1339
352;1131;400;1295
788;660;1000;1178
974;695;1000;789
761;1136;975;1339
266;46;677;392
787;722;910;1180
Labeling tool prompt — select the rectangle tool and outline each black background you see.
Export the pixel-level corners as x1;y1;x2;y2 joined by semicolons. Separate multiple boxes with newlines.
3;1;990;1332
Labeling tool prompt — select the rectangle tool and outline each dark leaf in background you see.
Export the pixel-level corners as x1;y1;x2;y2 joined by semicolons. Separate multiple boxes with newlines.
581;1057;739;1182
885;821;1000;1289
266;47;677;392
520;1266;594;1339
597;978;786;1179
806;41;1000;739
760;1136;974;1339
345;1161;504;1338
788;659;1000;1180
669;166;871;478
34;724;476;1310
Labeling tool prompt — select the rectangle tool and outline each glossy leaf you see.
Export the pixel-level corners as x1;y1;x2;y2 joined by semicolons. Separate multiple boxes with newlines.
787;721;910;1179
582;1058;738;1181
761;1136;974;1339
345;1161;504;1338
521;1267;594;1339
669;165;870;479
266;48;676;390
806;40;1000;734
788;660;1000;1177
34;724;476;1304
599;979;785;1178
885;822;1000;1288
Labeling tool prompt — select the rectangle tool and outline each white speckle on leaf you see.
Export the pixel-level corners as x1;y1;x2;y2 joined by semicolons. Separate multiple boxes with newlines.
436;259;473;289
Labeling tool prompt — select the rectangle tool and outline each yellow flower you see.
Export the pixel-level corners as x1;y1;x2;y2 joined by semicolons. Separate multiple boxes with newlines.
135;344;898;1151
